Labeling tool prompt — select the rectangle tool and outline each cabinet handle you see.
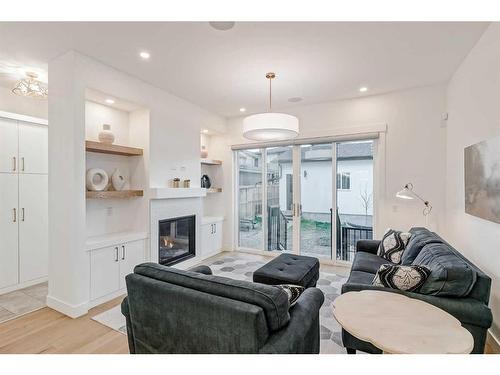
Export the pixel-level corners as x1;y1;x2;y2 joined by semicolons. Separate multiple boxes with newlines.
13;208;16;222
214;223;216;234
21;208;25;222
12;157;16;172
122;245;125;260
211;224;214;234
115;247;119;262
21;157;25;172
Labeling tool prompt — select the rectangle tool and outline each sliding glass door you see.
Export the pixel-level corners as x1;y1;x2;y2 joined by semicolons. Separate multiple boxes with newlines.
266;146;294;252
235;139;375;263
335;140;374;262
299;144;333;259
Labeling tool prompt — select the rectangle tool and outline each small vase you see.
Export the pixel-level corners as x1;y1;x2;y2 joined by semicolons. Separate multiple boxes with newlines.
111;168;126;191
200;145;208;158
98;124;115;144
201;174;211;189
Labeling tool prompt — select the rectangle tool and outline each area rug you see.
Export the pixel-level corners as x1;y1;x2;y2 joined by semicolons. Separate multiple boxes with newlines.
91;253;348;354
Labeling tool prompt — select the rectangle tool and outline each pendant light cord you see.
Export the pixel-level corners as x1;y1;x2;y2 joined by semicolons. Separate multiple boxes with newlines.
269;76;272;111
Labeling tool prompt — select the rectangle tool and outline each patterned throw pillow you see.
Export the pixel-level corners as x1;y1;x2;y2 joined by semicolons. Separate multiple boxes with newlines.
275;284;305;307
377;229;412;264
372;264;431;292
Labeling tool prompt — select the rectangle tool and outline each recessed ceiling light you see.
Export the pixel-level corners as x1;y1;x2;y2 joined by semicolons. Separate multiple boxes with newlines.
288;97;303;103
359;87;368;93
105;98;115;104
202;129;209;134
239;107;246;112
139;51;150;60
209;22;235;31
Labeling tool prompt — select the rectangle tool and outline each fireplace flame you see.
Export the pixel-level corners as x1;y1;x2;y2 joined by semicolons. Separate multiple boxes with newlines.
162;236;175;249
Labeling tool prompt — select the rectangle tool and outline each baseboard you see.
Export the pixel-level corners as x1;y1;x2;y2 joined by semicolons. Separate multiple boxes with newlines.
87;290;126;310
46;295;88;318
487;330;500;354
0;276;48;296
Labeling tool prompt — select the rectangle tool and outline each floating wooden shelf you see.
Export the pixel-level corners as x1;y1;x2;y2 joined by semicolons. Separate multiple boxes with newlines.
86;190;144;199
206;187;222;194
85;140;143;156
201;158;222;165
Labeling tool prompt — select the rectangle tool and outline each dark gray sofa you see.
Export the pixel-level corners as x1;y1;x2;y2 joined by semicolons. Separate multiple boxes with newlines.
121;262;325;353
341;227;492;354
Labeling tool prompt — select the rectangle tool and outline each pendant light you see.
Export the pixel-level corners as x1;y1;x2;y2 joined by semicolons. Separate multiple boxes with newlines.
243;72;299;141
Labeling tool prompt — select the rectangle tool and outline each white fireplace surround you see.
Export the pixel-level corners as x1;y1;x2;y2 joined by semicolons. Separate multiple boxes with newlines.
150;197;203;268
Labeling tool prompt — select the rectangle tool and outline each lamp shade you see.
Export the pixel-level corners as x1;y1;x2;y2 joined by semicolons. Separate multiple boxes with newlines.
396;188;414;200
243;112;299;141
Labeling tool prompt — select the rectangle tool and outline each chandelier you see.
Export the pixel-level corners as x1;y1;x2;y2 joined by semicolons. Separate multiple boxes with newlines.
243;72;299;141
12;72;48;99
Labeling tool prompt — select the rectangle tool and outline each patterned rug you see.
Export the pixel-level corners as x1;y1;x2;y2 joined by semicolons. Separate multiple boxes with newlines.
92;253;349;354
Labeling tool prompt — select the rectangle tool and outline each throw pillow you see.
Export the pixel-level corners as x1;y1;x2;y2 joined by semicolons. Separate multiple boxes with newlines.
372;264;431;292
377;229;412;264
275;284;305;307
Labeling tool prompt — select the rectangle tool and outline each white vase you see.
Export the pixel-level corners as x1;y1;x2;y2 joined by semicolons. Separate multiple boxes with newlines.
98;124;115;144
200;145;208;158
86;168;109;191
111;168;127;191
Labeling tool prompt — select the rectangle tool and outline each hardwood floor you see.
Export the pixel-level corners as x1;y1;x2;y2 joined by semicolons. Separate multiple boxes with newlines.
0;296;128;354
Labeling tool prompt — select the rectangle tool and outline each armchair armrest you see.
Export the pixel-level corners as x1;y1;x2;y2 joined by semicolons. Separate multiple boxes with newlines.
259;288;325;354
188;265;213;275
356;240;381;255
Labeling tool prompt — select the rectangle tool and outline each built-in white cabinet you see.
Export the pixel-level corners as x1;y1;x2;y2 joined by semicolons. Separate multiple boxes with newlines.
201;217;223;258
19;174;48;282
0;113;48;293
89;237;146;301
0;118;19;173
0;173;19;289
18;121;49;174
0;117;48;174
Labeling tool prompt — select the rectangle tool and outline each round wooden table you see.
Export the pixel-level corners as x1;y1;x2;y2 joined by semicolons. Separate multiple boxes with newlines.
332;290;474;354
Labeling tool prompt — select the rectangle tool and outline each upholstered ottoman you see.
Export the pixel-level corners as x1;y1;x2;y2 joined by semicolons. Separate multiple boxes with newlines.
253;253;320;288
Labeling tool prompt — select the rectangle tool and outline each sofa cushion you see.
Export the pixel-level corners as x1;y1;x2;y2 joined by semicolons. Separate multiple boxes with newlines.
372;264;431;292
377;229;412;264
413;243;477;297
400;227;443;265
351;252;392;274
134;263;290;331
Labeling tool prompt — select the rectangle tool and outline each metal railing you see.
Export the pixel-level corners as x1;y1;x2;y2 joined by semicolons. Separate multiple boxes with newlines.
267;205;290;250
337;225;373;262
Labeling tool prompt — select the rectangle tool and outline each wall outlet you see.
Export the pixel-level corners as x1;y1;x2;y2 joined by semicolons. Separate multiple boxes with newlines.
106;207;113;216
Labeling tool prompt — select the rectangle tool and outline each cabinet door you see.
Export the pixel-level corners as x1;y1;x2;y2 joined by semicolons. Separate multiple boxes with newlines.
18;122;48;174
212;222;223;253
119;240;145;290
18;174;48;283
0;118;18;173
91;246;120;300
0;174;19;289
201;223;214;257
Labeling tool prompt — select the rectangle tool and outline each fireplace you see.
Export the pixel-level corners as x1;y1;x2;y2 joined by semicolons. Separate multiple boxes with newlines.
158;215;195;266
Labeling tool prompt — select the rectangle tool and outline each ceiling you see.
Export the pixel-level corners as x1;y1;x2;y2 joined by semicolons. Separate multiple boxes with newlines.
0;22;489;117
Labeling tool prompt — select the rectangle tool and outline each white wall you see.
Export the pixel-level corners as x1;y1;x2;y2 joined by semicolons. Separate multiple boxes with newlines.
0;85;48;119
223;84;447;248
337;159;374;216
445;23;500;338
48;51;225;317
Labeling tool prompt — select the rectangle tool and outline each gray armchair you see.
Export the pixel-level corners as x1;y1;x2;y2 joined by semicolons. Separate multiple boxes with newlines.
121;262;324;354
